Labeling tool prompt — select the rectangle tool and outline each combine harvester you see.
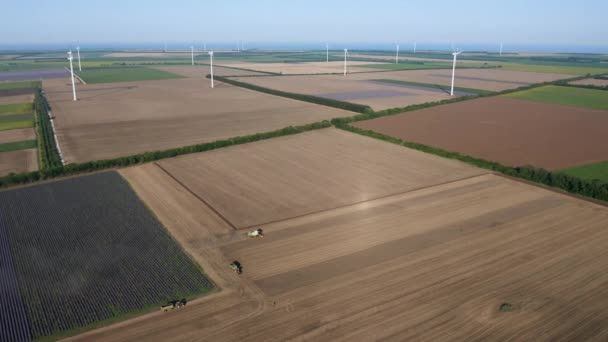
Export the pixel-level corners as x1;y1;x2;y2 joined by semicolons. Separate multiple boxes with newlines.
247;228;264;238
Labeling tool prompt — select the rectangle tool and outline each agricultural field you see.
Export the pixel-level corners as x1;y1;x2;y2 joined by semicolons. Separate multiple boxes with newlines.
0;69;68;81
216;61;384;74
0;83;38;175
152;65;270;77
504;85;608;110
230;74;467;111
561;161;608;184
569;78;608;87
0;172;212;341
156;128;484;228
75;66;184;84
354;96;608;170
66;129;608;342
43;77;351;163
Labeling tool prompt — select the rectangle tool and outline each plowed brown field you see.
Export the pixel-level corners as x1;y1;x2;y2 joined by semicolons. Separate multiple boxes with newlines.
0;148;37;174
152;65;268;77
355;96;608;170
68;156;608;341
43;78;351;163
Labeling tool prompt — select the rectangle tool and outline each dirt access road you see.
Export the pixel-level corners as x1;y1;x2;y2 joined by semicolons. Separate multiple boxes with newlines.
64;128;608;341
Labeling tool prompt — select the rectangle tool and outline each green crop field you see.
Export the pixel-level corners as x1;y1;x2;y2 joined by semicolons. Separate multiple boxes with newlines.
0;103;33;115
370;79;495;96
0;139;37;153
0;172;213;341
0;114;34;131
503;85;608;110
0;81;40;90
561;161;608;184
76;67;184;84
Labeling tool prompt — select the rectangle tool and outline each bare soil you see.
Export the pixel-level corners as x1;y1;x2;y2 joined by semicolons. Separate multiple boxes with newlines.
0;94;34;105
68;165;608;341
152;65;268;77
217;61;383;75
157;128;484;229
42;78;351;163
569;78;608;87
232;74;459;110
355;96;608;170
0;149;37;174
0;128;35;144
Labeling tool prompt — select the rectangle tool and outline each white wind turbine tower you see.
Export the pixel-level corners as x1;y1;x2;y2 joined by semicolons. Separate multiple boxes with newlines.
343;49;349;76
414;42;417;55
191;46;195;65
208;51;214;88
500;42;503;56
76;46;82;72
395;44;400;64
67;51;77;101
450;49;463;96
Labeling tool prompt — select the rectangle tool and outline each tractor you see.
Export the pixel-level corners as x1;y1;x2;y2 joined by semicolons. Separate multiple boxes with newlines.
230;261;242;274
247;228;264;238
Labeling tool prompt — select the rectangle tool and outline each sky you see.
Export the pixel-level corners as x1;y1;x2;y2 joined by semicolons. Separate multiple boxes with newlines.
1;0;607;51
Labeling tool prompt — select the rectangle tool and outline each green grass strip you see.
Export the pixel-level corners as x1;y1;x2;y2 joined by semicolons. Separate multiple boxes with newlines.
0;140;37;152
0;120;34;131
0;80;40;89
0;102;33;115
503;85;608;111
370;79;495;96
78;66;184;84
560;161;608;184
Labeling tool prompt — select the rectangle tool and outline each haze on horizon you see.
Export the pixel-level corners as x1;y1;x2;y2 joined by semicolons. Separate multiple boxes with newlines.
1;0;607;50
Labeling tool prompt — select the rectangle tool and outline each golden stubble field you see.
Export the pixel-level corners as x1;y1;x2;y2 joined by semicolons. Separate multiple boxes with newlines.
64;129;608;342
42;78;352;163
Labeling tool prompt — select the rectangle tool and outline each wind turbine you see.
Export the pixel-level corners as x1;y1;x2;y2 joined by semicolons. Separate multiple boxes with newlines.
191;46;194;65
414;42;417;55
326;43;329;63
343;49;349;76
203;42;207;51
395;44;400;64
208;51;214;88
450;49;463;96
499;42;503;56
67;51;77;101
76;46;82;71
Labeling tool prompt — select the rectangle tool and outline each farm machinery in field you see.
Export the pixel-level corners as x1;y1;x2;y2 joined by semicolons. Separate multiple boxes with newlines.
161;299;187;312
230;261;243;274
247;228;264;238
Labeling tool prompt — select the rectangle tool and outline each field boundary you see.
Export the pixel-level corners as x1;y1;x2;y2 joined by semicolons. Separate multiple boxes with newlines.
238;173;490;231
334;124;608;203
153;162;238;230
0;120;331;189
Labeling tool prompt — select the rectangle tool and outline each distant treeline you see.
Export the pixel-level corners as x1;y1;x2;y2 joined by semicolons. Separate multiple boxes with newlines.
34;88;62;170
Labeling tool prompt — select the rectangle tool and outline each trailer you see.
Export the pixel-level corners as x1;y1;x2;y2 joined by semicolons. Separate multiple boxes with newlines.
161;299;187;312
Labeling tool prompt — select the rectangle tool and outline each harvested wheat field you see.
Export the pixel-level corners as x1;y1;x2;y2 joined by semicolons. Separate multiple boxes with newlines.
355;96;608;170
343;68;571;92
152;65;268;77
232;74;463;110
69;155;608;341
346;53;494;65
43;78;351;163
0;128;35;144
0;148;37;174
156;128;484;229
569;78;608;87
217;61;384;74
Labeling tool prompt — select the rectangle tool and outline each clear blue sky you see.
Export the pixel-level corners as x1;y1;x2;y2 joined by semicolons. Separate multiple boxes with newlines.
1;0;606;47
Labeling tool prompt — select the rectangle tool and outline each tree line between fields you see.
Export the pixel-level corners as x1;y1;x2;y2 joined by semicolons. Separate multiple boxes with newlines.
0;79;606;205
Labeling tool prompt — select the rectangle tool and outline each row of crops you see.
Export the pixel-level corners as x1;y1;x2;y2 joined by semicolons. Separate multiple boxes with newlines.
0;172;213;340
